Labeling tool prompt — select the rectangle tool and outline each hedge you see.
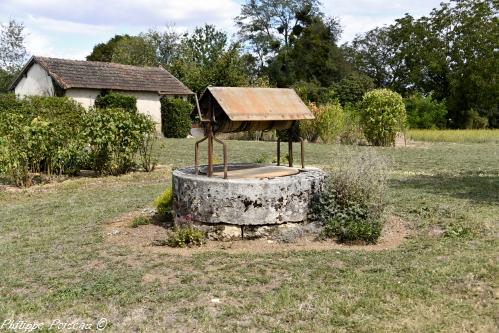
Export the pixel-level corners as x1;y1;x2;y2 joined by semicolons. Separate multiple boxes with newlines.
161;97;192;138
95;92;137;112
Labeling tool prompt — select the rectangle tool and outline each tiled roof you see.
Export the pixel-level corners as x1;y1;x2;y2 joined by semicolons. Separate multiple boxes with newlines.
11;56;193;95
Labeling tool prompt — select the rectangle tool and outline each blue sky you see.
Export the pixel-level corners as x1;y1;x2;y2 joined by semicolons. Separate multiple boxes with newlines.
0;0;443;60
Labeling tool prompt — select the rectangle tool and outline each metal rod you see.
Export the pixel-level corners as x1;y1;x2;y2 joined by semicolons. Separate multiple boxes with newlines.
207;124;214;177
213;136;228;179
299;137;305;169
288;137;293;167
277;138;281;166
194;136;208;175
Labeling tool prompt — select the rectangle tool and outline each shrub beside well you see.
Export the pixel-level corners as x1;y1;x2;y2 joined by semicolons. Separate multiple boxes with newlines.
165;227;206;247
154;187;173;216
310;151;389;243
161;98;192;138
359;89;406;146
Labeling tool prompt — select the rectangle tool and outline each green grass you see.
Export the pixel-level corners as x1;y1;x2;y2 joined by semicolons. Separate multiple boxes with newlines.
0;138;498;332
407;129;499;143
130;216;151;228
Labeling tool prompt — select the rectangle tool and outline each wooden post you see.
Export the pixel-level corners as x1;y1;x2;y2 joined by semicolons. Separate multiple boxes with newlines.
288;137;293;167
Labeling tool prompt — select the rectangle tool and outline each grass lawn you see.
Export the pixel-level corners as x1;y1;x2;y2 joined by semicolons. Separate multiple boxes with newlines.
0;138;498;332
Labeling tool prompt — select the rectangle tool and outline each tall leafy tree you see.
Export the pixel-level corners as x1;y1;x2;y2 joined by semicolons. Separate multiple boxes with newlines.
236;0;322;71
144;27;181;68
0;19;28;91
111;36;157;66
169;24;248;94
87;35;128;62
269;16;348;87
346;0;498;127
87;34;157;67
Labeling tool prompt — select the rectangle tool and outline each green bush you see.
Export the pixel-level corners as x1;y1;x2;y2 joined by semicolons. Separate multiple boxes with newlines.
161;98;192;138
165;226;206;248
359;89;406;146
81;108;155;175
154;187;173;216
315;102;345;144
465;109;489;129
293;81;336;105
299;102;346;143
0;95;155;186
95;92;137;112
338;105;366;145
405;93;447;129
310;151;389;244
0;96;86;185
332;73;375;107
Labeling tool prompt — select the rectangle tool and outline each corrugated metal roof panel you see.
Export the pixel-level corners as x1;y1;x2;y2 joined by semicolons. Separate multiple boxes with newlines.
206;87;314;121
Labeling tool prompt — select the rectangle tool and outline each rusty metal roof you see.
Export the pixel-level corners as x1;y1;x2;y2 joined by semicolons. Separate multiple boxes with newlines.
204;87;314;121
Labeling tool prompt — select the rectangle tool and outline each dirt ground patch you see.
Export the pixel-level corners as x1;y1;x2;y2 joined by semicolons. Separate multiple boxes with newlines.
105;212;409;256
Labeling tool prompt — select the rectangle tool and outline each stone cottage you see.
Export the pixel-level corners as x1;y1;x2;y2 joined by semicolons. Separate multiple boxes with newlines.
9;56;194;132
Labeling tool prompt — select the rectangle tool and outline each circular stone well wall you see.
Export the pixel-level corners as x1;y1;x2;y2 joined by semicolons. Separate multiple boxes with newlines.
172;165;326;226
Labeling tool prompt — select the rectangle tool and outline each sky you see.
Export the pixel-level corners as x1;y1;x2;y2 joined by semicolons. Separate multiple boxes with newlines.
0;0;443;60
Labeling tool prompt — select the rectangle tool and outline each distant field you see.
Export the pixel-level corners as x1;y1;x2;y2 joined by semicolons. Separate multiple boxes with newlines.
407;129;499;143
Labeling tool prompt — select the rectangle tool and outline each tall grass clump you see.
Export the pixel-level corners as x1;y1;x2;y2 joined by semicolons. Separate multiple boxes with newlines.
407;129;499;143
310;151;390;243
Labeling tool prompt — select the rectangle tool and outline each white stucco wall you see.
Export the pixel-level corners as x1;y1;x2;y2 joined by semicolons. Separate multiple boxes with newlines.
64;89;101;109
124;91;162;133
64;89;162;133
14;63;55;97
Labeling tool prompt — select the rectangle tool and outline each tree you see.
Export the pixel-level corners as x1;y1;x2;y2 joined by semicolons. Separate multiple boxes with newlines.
144;27;181;68
332;72;375;106
236;0;322;71
346;0;498;128
269;16;348;87
0;19;28;92
169;24;248;94
111;36;157;66
87;35;128;62
87;34;157;67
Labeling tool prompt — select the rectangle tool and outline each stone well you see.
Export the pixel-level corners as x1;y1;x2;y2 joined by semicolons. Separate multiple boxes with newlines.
172;164;326;239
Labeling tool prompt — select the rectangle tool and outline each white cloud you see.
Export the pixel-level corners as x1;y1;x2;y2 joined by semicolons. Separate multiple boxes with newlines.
1;0;240;31
24;29;55;56
26;15;113;35
338;15;397;43
24;28;89;59
323;0;442;42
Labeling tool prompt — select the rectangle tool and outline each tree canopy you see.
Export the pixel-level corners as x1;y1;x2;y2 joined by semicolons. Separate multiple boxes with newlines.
346;0;498;127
